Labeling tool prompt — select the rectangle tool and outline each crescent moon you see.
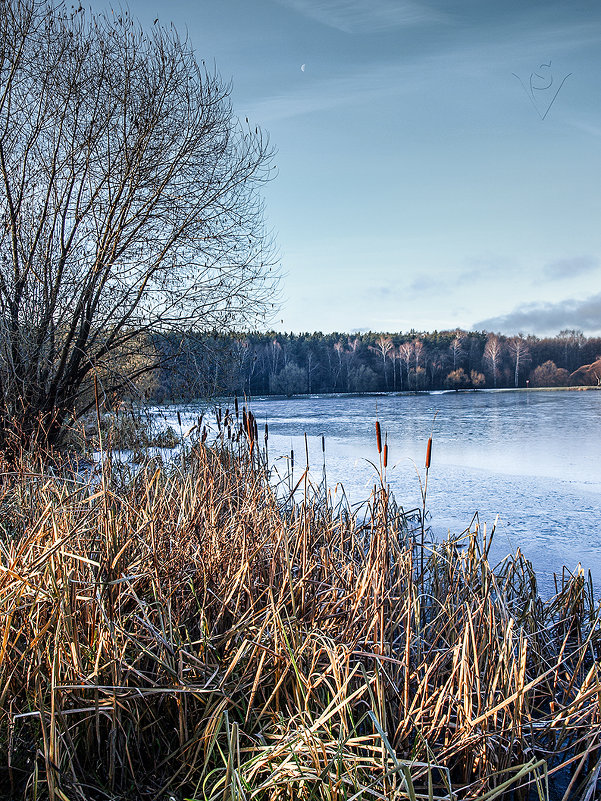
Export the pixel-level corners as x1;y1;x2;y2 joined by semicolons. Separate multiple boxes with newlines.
301;64;306;72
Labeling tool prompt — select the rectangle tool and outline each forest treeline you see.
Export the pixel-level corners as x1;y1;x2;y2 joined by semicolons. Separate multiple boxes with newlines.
149;328;601;401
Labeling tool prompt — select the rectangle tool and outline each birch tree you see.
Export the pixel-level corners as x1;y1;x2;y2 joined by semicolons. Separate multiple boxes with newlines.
508;336;531;388
369;335;393;389
483;334;503;388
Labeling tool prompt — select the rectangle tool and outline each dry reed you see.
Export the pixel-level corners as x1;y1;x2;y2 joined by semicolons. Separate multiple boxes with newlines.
0;418;600;800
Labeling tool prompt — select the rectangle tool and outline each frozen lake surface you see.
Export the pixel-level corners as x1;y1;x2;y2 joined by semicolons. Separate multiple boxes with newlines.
158;389;601;594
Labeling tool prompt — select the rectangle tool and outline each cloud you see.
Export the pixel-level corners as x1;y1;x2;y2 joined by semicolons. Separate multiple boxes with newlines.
405;261;507;297
273;0;444;33
544;255;599;280
454;267;502;288
473;293;601;336
569;118;601;138
244;60;422;122
245;14;601;125
245;17;601;123
407;276;431;294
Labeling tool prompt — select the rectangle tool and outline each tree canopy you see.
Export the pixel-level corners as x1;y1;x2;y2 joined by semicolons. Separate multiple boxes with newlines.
149;328;601;400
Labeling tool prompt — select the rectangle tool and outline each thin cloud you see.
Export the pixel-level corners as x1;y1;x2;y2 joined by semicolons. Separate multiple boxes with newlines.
544;255;599;280
569;118;601;138
455;267;492;287
244;61;421;122
474;293;601;336
246;19;601;123
274;0;445;33
407;276;431;294
406;264;500;297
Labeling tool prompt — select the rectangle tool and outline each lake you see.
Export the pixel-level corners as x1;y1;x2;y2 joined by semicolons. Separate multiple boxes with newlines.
160;389;601;594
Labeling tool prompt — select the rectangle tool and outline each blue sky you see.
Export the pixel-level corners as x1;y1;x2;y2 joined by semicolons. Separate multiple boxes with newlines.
96;0;601;336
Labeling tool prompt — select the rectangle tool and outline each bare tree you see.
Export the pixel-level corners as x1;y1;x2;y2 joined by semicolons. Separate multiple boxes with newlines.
555;329;586;371
369;335;393;388
306;351;319;394
0;1;277;455
333;340;344;390
483;334;503;388
398;341;413;389
345;337;360;391
266;340;283;390
508;335;531;388
449;333;465;371
390;345;398;391
533;361;570;387
413;338;425;374
239;339;258;395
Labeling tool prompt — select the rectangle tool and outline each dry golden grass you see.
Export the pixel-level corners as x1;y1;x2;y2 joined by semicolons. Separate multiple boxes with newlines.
0;416;600;800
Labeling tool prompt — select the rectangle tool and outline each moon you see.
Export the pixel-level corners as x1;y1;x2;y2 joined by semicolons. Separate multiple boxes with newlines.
300;63;306;72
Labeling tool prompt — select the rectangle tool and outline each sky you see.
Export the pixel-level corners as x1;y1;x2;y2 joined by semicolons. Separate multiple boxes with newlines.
90;0;601;337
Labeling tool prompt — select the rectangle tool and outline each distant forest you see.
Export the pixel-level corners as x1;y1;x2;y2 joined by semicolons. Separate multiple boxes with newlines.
151;328;601;401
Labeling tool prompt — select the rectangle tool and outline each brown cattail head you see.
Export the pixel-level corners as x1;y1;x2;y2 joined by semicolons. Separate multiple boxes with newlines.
322;434;325;453
177;410;182;428
201;426;207;443
234;396;239;419
375;421;382;454
383;438;388;469
426;436;432;469
247;411;255;442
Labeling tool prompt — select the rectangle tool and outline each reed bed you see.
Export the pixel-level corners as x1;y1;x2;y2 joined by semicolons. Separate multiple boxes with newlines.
0;415;600;801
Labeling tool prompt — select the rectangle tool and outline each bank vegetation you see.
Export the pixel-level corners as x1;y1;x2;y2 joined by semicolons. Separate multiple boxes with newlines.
1;415;600;799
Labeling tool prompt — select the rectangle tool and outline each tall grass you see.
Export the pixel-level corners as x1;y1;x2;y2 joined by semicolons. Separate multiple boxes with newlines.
0;415;600;800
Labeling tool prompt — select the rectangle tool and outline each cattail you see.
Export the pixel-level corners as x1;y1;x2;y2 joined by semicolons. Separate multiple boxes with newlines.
383;437;388;469
253;418;258;441
234;396;239;419
426;436;432;469
177;410;182;428
290;448;294;470
321;434;325;453
201;426;207;443
264;422;269;442
375;421;382;454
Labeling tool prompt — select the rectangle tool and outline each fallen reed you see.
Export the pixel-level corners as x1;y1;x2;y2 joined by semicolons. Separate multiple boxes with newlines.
0;414;600;800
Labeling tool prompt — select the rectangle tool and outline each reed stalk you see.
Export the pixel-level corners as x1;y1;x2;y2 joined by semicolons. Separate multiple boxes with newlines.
0;419;599;800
